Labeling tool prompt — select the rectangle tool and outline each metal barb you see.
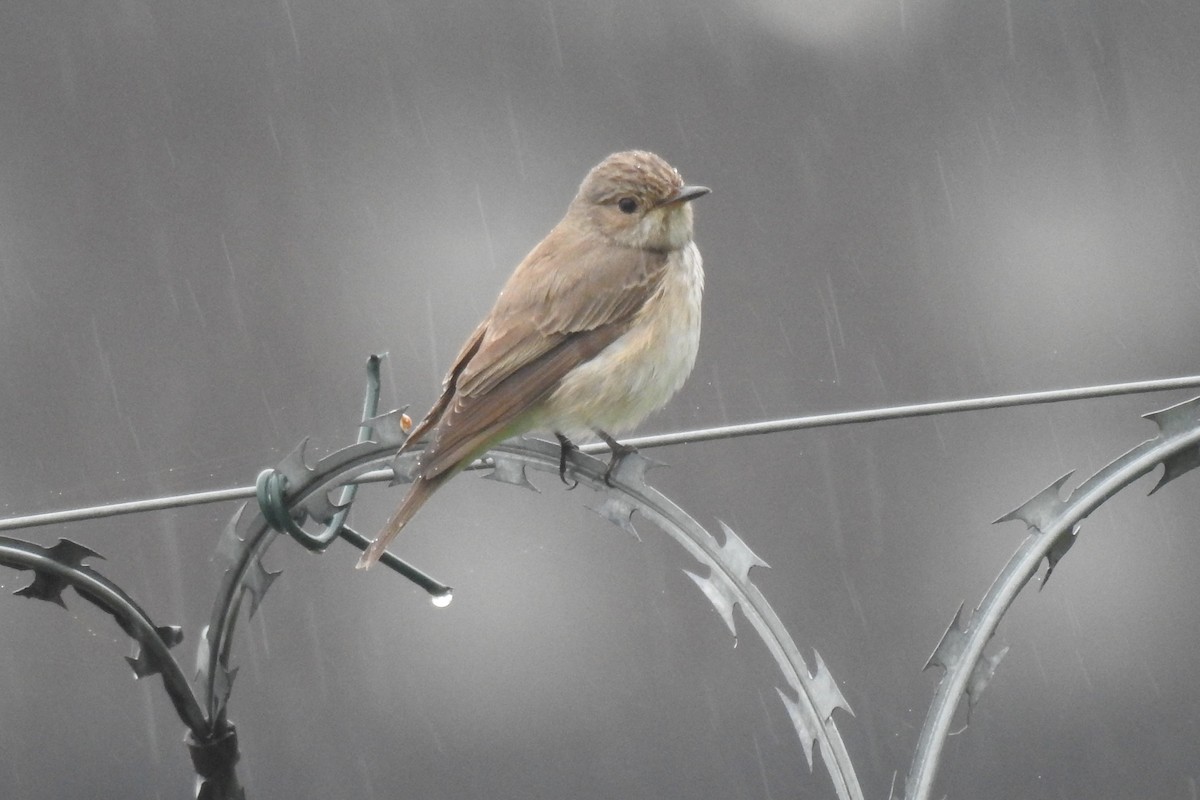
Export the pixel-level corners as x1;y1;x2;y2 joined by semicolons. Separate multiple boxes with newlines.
6;361;1195;800
906;393;1200;800
684;568;740;640
715;520;770;582
993;471;1075;531
487;436;863;800
126;626;185;679
1150;448;1200;494
924;602;969;673
248;357;448;594
775;686;818;770
1040;524;1079;588
199;355;451;740
1142;394;1200;436
811;649;854;720
484;455;540;492
590;494;641;539
11;539;102;607
0;536;207;736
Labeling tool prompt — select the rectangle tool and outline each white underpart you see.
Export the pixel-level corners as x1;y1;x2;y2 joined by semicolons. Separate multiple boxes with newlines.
539;240;703;438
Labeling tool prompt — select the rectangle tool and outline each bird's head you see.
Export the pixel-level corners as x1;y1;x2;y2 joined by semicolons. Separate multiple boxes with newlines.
571;150;710;252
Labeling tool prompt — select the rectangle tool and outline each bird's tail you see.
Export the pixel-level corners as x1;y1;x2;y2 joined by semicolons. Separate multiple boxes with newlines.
356;473;447;570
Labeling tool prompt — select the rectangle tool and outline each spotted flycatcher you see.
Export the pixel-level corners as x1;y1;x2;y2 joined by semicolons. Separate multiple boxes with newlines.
358;150;708;569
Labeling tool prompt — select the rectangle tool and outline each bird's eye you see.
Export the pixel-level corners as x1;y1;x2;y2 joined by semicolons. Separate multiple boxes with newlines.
617;197;639;214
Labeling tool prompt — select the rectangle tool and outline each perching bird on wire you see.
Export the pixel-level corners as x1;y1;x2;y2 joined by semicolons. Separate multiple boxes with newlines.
358;150;709;569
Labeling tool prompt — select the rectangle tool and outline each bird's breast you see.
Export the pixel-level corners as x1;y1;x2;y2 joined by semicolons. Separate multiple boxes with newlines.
541;242;704;435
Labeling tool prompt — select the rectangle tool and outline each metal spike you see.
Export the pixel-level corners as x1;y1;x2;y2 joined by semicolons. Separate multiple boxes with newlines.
244;561;281;618
589;495;640;539
605;451;662;488
157;625;184;648
683;569;738;640
715;520;770;582
14;572;69;608
215;506;248;565
993;471;1074;532
1066;442;1153;507
1143;395;1200;436
126;629;182;680
924;602;969;673
47;539;102;567
389;451;420;486
275;438;312;487
1040;524;1079;588
775;687;817;770
125;650;161;679
484;456;539;492
810;649;854;719
10;539;103;607
966;645;1010;707
1149;448;1200;495
364;407;410;447
233;496;263;540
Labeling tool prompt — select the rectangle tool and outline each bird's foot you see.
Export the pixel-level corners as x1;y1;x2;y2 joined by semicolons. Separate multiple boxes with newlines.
596;430;637;487
555;433;580;490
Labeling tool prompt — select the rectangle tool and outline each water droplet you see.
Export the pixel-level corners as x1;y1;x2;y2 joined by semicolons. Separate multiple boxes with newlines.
430;590;453;608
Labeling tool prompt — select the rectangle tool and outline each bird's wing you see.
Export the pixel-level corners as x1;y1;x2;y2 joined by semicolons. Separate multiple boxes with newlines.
410;224;670;479
457;224;668;395
398;319;487;452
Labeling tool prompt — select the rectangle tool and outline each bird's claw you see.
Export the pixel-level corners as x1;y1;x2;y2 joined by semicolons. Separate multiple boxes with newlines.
555;433;580;490
597;431;637;488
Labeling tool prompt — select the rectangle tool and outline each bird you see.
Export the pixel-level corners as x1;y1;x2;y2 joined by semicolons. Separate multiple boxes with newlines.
357;150;709;569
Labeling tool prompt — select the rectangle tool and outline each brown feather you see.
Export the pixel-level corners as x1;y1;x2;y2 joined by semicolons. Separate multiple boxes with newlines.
397;320;487;455
357;235;666;568
356;472;450;569
417;323;629;479
457;224;669;396
411;231;669;478
359;150;700;568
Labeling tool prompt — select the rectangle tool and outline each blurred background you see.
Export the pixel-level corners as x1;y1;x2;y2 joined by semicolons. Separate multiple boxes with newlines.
1;0;1198;797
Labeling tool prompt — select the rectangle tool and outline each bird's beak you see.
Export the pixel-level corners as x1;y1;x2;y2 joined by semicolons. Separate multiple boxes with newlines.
658;185;711;207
